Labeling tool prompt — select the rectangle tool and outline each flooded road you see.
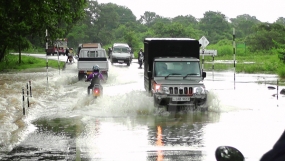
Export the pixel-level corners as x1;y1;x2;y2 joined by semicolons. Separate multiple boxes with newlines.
0;55;285;161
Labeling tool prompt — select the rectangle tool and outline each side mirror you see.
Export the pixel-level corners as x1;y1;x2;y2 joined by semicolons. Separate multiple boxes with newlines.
202;72;206;78
147;71;152;78
215;146;244;161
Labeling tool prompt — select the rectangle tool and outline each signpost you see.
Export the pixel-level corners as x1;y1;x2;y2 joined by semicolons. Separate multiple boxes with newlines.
45;29;49;90
199;36;210;72
199;49;217;56
236;42;246;55
199;36;209;48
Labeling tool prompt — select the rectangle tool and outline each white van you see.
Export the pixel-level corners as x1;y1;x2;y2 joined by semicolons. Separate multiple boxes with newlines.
110;43;132;66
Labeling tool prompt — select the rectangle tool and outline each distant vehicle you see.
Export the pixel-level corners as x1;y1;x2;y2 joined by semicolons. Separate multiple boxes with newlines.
46;38;67;56
110;43;132;66
77;43;108;81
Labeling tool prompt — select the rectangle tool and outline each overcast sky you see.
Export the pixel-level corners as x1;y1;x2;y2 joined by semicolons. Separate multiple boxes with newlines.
97;0;284;23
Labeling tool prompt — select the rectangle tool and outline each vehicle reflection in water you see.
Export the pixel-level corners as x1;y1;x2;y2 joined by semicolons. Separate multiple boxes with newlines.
156;126;163;161
146;112;220;160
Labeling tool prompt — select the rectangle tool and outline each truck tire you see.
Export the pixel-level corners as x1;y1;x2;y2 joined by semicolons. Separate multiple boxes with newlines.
78;73;84;81
153;95;159;107
127;61;130;66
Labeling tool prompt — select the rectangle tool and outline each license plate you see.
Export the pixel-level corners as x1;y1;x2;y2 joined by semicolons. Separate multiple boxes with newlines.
87;71;92;75
172;97;190;101
93;92;100;96
118;60;124;63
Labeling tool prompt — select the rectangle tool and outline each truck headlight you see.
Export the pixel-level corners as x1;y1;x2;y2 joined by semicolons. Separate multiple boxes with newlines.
162;87;170;94
158;86;169;94
194;87;205;95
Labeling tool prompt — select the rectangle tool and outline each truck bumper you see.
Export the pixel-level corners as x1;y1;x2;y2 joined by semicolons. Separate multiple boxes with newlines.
112;58;130;64
154;93;207;107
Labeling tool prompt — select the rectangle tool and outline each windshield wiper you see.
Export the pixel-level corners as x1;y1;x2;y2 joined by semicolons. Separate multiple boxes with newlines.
165;73;181;79
183;73;199;79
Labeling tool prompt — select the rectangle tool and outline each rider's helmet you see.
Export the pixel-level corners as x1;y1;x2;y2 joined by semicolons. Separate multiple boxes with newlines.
93;65;100;72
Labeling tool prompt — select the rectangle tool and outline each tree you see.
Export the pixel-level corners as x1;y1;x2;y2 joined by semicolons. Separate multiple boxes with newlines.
230;14;261;38
0;0;87;62
172;15;199;28
199;11;231;43
275;17;285;26
139;11;157;26
246;23;285;51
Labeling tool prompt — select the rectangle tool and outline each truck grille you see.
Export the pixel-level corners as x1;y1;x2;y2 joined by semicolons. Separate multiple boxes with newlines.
169;87;193;95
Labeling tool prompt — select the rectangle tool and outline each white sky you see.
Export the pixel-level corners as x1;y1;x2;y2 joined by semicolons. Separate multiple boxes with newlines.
97;0;284;23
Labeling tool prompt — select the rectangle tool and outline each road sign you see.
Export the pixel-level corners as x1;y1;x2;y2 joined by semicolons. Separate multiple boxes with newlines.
199;49;217;56
236;43;246;48
199;36;209;48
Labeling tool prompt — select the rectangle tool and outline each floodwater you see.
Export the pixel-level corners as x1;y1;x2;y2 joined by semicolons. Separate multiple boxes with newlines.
0;56;285;161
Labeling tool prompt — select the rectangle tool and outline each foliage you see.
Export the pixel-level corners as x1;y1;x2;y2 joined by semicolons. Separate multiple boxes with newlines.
246;23;285;51
0;0;87;62
230;14;261;38
2;0;285;77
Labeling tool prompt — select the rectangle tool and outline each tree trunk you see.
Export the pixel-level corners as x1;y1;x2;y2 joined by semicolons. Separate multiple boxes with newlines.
18;40;22;64
0;45;7;62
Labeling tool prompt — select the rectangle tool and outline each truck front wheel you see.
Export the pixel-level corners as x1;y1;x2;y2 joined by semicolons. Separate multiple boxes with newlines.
153;95;160;107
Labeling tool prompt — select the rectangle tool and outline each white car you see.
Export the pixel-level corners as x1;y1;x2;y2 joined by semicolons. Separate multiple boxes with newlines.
110;43;132;66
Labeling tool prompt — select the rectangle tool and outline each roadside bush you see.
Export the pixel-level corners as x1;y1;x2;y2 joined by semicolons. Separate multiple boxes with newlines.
277;65;285;78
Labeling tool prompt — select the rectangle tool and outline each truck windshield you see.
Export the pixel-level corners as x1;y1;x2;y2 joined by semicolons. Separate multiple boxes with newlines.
79;50;106;58
54;40;67;48
154;61;201;77
113;47;129;53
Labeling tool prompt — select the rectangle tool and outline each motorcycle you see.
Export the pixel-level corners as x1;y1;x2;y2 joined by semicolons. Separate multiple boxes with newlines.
215;146;244;161
91;84;102;98
68;55;74;63
85;75;103;98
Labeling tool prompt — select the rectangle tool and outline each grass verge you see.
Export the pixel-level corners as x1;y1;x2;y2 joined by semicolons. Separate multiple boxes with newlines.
0;54;65;72
202;53;285;78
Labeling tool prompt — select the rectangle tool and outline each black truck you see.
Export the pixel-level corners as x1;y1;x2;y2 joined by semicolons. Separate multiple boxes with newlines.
143;38;208;111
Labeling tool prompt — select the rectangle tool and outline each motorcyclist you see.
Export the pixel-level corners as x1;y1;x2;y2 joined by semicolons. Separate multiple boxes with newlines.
85;65;105;95
260;129;285;161
138;48;144;68
65;47;70;63
108;47;112;59
129;46;134;62
215;130;285;161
